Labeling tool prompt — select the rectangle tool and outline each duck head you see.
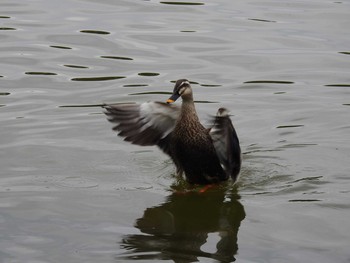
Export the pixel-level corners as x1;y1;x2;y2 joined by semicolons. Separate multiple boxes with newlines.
167;79;192;104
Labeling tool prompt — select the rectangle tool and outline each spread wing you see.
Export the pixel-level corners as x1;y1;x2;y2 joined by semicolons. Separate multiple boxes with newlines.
103;102;180;154
209;108;241;181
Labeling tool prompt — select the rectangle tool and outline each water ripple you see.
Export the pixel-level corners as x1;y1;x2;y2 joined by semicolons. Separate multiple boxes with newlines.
160;1;205;5
71;76;125;81
80;29;110;35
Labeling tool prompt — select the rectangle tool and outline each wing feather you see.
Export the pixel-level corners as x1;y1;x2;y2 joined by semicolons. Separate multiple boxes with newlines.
103;102;180;151
209;108;241;181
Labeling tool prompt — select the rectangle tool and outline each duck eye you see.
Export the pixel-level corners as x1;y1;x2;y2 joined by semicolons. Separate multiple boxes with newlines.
181;80;189;87
178;81;189;94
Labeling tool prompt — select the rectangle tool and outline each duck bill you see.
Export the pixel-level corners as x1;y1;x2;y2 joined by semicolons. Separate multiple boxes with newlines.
166;93;180;104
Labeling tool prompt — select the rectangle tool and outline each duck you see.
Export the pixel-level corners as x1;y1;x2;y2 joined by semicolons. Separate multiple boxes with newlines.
103;79;241;185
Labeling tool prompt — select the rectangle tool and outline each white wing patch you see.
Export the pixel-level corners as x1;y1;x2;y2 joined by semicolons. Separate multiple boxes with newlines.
104;102;180;146
140;102;179;138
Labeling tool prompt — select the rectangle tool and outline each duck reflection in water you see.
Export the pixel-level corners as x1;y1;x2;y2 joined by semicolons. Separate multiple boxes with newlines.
119;187;245;262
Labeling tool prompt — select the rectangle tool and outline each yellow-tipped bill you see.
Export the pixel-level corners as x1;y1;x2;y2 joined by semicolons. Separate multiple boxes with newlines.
166;93;180;104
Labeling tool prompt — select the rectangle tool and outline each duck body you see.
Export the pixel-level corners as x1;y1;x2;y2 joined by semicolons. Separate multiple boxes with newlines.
169;93;228;184
103;79;241;185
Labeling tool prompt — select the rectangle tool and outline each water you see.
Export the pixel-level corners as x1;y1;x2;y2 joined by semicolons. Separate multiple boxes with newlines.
1;0;350;262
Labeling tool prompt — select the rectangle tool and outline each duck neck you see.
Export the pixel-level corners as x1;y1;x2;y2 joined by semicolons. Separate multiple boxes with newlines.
180;97;200;123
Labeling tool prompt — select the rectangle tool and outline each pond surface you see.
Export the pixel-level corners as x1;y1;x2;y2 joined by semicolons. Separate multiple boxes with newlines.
1;0;350;262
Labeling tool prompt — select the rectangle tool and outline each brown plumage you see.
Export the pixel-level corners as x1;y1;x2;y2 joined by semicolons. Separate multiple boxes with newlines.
103;79;241;185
